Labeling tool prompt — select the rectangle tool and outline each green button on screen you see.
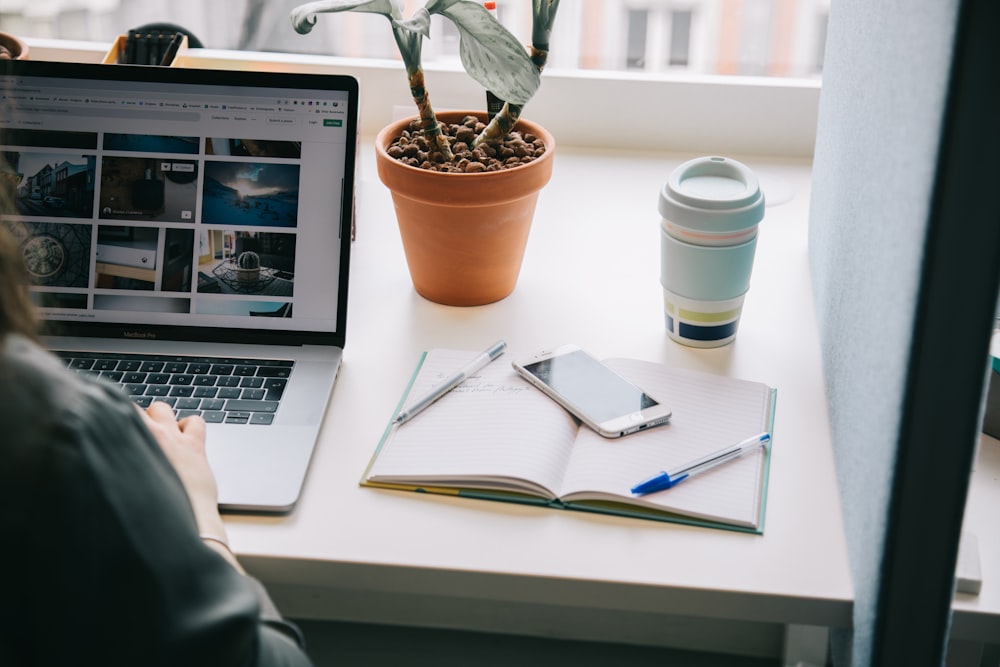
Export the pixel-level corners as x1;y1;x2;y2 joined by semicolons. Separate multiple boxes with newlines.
323;118;343;127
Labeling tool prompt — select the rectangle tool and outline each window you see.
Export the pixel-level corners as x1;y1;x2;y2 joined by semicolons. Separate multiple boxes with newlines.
2;0;829;78
9;1;826;157
626;9;650;69
669;10;693;67
623;6;696;71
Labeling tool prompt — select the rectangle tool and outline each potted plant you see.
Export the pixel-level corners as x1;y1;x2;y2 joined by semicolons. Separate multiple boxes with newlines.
236;250;261;287
291;0;559;305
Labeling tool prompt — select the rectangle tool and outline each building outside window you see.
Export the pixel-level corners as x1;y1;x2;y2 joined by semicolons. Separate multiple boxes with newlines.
0;0;829;79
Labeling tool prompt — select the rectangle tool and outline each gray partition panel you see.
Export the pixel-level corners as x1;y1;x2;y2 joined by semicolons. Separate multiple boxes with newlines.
809;0;1000;664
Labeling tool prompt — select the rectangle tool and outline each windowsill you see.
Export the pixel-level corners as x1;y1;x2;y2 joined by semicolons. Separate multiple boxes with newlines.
23;37;821;158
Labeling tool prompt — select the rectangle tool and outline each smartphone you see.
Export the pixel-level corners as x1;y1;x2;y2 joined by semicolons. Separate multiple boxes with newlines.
512;344;672;438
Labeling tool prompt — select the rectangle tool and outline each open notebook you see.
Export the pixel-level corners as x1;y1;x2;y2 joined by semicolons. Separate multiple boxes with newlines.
0;60;359;512
364;349;777;533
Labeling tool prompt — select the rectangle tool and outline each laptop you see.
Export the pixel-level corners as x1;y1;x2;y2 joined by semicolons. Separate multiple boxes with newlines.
0;59;359;513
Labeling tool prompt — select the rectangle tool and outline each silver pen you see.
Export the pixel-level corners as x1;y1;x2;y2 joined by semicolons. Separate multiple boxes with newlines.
394;340;507;425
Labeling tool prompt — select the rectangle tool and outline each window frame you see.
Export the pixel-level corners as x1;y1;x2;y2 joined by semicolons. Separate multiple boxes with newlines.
23;37;820;158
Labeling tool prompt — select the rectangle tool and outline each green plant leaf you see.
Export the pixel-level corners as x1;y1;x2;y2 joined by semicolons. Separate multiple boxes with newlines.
432;0;540;105
393;8;431;39
391;18;425;74
291;0;400;34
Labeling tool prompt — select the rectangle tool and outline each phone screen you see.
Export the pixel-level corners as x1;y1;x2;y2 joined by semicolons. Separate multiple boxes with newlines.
521;349;660;423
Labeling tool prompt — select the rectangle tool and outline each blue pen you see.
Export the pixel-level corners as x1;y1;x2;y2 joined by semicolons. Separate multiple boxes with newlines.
630;432;771;496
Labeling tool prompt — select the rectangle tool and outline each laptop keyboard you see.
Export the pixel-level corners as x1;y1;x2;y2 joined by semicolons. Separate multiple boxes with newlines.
56;351;293;425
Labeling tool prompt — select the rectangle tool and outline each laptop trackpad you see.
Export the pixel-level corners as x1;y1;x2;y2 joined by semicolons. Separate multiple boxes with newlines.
208;424;318;513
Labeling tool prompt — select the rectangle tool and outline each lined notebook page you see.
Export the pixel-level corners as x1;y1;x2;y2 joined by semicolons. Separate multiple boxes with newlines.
367;350;579;497
559;359;773;528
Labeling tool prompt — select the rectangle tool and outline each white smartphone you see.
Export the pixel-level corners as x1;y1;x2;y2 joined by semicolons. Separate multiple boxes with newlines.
511;344;672;438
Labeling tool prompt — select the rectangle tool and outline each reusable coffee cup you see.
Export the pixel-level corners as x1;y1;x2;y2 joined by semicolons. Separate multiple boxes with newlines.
658;156;765;347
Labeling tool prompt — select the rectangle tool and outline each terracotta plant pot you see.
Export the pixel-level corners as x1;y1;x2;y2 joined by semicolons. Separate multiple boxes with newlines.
0;32;29;60
375;111;555;306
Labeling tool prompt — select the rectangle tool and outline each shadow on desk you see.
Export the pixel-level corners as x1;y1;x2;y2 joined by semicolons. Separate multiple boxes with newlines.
293;619;783;666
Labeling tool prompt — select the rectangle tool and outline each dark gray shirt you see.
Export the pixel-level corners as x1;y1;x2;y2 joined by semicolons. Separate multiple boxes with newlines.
0;334;313;666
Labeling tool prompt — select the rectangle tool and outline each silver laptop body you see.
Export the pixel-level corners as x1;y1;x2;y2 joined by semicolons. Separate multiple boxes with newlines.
1;60;359;512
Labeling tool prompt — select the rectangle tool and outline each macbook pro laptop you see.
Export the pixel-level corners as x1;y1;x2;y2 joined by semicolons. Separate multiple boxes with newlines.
0;59;359;512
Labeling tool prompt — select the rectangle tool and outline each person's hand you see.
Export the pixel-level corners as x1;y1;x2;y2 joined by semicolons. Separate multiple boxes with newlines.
139;403;243;570
141;401;216;518
140;402;244;570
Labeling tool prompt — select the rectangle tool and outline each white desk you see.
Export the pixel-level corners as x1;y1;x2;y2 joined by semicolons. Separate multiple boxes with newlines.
954;434;1000;642
222;143;856;659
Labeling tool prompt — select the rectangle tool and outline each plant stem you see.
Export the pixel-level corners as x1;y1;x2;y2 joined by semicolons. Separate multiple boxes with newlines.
528;44;550;70
409;69;454;161
472;46;549;148
474;103;520;147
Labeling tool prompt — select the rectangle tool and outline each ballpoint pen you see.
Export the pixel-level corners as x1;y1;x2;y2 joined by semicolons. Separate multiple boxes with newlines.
394;340;507;425
630;432;771;496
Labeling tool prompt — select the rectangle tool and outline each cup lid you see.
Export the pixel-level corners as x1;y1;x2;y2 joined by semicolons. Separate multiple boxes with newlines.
658;156;765;232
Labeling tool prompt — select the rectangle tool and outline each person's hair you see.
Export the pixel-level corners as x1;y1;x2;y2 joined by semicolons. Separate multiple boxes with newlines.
0;185;38;341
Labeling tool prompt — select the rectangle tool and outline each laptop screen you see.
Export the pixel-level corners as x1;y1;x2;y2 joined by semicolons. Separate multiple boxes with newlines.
0;60;358;347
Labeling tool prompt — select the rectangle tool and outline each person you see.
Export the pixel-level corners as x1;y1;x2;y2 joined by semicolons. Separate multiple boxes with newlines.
0;221;313;664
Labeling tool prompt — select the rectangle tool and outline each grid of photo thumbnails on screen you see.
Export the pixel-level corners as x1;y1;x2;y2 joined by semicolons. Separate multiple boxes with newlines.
1;82;348;333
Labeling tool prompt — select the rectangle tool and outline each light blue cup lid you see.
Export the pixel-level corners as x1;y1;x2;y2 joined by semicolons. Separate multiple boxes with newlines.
658;156;765;232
